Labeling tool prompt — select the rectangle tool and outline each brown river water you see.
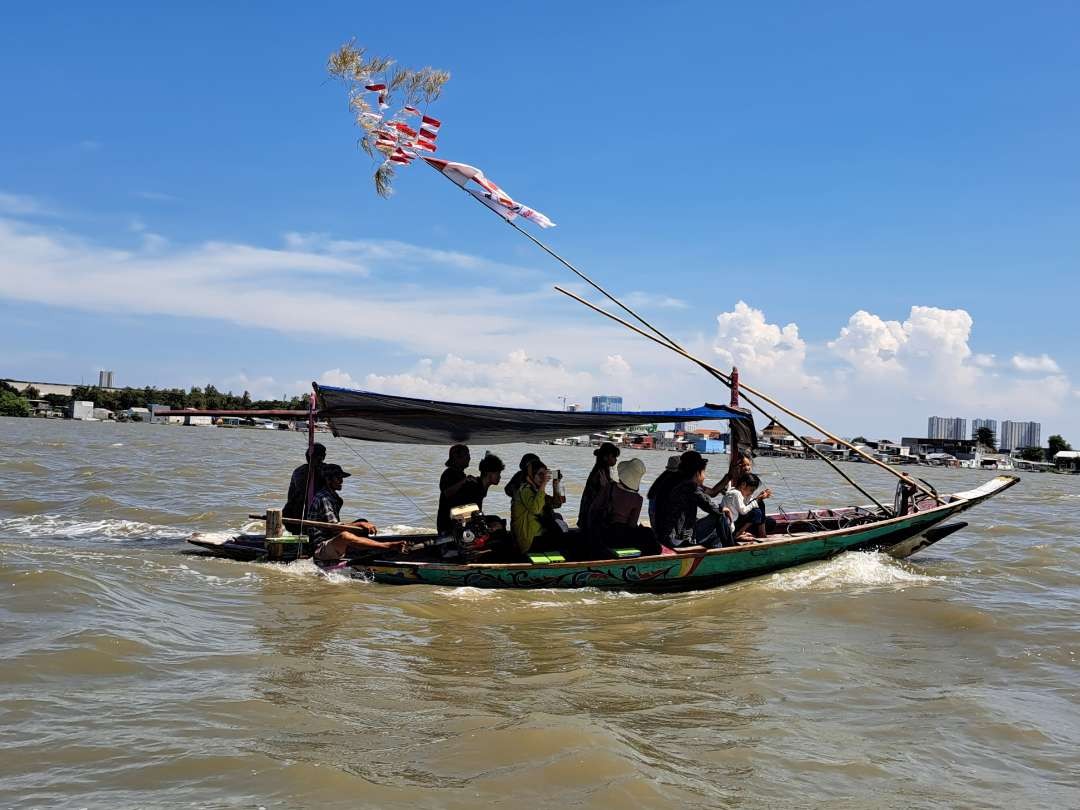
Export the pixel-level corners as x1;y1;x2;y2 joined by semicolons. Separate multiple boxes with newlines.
1;418;1078;808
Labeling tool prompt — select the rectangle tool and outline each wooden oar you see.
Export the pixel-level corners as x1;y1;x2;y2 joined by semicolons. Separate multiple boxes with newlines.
554;285;941;504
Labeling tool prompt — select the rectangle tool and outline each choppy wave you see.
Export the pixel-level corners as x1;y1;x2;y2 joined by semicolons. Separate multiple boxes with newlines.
0;514;194;542
765;551;944;591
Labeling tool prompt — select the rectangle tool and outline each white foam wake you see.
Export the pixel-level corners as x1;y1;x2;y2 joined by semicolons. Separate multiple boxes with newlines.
765;551;944;591
0;514;188;541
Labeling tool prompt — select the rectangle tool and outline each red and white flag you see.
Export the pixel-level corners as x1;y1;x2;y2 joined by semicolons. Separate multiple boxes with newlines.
512;204;555;228
364;83;386;92
402;105;421;117
412;138;437;152
421;115;441;131
391;122;418;138
419;127;439;141
422;157;556;229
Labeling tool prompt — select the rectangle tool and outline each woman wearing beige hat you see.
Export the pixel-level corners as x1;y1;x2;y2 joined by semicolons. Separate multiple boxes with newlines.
588;457;653;550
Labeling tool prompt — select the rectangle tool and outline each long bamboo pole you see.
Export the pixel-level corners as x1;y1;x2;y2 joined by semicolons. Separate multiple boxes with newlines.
553;285;937;503
497;212;892;509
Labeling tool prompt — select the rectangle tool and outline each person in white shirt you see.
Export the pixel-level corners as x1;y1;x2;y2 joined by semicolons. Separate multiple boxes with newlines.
721;473;772;542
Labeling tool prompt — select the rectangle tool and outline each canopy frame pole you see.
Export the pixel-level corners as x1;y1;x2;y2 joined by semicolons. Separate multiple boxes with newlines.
553;285;937;505
303;386;318;517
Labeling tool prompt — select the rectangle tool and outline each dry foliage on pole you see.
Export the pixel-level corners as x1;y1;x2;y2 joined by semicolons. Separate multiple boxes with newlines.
327;40;450;197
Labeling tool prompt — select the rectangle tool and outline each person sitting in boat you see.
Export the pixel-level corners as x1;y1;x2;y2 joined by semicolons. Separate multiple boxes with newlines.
308;464;405;561
721;472;772;542
588;457;655;550
646;455;681;527
656;451;734;550
510;458;567;557
440;453;507;532
283;442;327;520
504;452;540;499
436;444;471;534
578;442;620;533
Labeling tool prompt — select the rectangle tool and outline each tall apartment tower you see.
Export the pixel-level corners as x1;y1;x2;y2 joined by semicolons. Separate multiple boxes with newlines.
971;418;998;442
999;421;1041;451
927;416;967;440
97;370;114;388
591;395;623;413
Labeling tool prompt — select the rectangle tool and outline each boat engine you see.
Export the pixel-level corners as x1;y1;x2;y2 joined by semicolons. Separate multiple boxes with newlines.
447;503;496;561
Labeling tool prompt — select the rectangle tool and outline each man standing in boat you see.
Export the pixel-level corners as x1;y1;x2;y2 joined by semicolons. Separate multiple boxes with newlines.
308;464;405;561
436;444;471;534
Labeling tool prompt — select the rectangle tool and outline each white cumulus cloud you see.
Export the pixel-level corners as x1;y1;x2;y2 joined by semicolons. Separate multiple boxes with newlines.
1011;353;1061;373
712;301;821;391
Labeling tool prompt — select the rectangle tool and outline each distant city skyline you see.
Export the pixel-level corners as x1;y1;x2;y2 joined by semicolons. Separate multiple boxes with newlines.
591;395;623;414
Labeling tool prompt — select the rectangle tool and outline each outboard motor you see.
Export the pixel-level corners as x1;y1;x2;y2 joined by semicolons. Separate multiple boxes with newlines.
447;503;496;561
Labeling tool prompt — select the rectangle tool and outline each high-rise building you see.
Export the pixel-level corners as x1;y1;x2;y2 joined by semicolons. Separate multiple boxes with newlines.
927;416;966;440
971;418;998;442
97;370;114;388
999;421;1041;451
591;395;623;413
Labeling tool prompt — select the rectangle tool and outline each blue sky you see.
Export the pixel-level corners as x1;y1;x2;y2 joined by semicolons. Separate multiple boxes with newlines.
2;1;1078;440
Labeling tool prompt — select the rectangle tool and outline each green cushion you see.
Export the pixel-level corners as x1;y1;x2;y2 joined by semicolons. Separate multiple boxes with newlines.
527;551;567;564
611;547;641;558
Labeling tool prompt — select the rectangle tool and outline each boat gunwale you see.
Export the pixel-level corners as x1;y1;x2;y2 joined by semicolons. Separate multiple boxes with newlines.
361;474;1020;573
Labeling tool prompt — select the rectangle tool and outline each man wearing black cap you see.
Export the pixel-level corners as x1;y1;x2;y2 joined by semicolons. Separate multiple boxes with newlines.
655;451;733;549
578;441;620;532
308;464;405;561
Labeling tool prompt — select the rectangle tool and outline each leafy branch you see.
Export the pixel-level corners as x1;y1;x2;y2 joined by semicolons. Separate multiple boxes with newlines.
328;41;451;197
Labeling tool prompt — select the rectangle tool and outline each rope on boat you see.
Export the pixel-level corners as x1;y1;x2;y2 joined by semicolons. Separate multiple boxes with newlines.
336;437;435;523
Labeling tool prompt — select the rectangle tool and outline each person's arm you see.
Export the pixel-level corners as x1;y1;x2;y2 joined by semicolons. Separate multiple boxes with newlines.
705;477;729;498
694;489;724;517
443;474;476;499
627;494;642;527
336;528;401;551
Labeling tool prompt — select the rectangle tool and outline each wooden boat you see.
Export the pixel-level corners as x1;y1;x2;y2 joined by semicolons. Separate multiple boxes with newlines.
188;474;1018;592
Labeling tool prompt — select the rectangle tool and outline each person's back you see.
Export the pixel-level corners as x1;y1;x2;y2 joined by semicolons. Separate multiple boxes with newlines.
646;459;680;527
590;458;645;530
283;443;327;520
579;442;619;531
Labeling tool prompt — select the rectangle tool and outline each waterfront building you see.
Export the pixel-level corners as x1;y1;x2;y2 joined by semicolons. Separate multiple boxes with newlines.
70;401;94;420
999;420;1041;451
590;395;623;413
902;437;978;462
971;418;998;443
927;416;967;440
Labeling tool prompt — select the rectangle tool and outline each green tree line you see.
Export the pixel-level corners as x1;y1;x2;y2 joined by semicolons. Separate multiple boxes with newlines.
67;384;309;412
1;380;310;416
